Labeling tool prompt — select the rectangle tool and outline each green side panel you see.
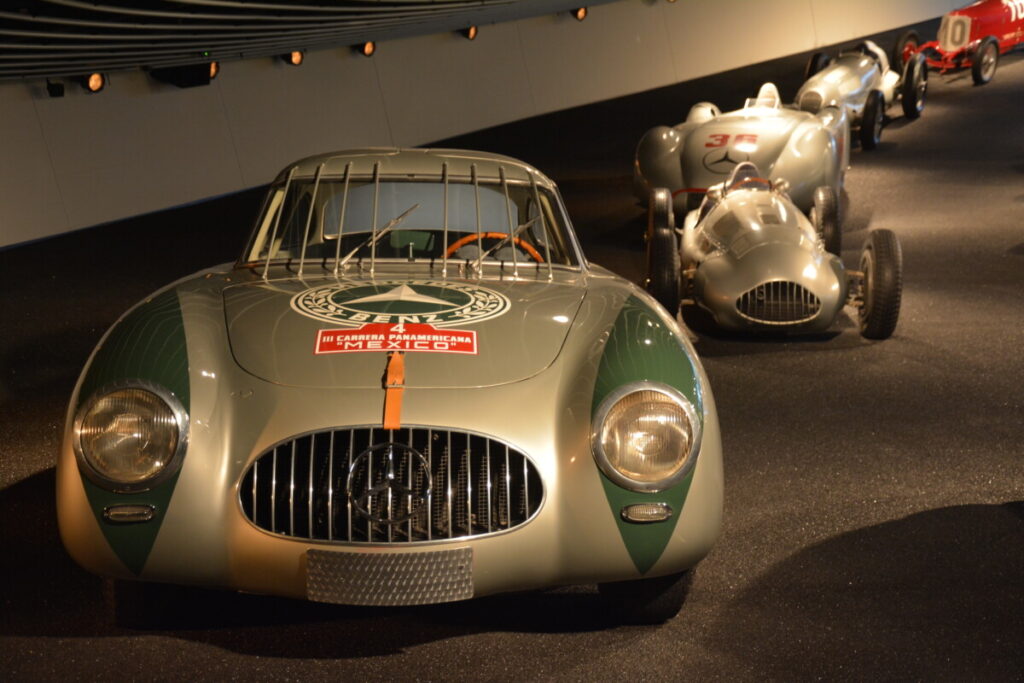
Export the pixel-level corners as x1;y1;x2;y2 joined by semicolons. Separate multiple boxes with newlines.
81;473;181;576
76;288;190;576
592;295;703;575
599;472;694;575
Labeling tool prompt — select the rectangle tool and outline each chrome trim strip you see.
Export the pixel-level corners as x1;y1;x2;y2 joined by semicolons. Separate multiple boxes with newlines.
591;381;703;494
72;379;191;494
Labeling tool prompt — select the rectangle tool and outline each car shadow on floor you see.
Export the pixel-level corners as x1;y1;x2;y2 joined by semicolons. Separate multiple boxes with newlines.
700;502;1024;679
5;469;1022;667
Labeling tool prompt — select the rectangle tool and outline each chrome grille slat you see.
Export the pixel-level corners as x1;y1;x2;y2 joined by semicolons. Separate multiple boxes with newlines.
270;447;278;533
241;427;541;544
736;280;821;325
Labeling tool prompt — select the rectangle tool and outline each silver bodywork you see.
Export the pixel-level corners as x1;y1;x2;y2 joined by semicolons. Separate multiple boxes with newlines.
680;173;847;333
796;40;902;122
634;83;849;218
57;149;723;608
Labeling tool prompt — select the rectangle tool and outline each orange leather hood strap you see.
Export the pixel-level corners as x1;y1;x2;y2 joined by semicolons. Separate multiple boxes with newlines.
382;351;406;430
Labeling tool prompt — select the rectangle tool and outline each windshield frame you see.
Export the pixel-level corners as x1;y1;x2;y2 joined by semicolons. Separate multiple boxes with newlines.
238;168;586;278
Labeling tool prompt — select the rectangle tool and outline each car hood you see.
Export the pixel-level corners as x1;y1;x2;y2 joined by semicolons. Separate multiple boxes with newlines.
682;112;802;189
222;275;586;389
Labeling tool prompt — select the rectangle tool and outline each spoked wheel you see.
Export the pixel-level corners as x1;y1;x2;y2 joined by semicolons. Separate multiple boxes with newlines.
859;89;885;150
804;51;831;80
858;229;903;339
892;29;920;68
598;570;693;625
645;188;681;314
811;186;842;255
972;37;999;85
900;53;928;119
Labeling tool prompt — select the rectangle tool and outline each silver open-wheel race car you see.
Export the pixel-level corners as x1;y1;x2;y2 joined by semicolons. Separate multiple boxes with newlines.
57;148;723;625
646;162;903;340
634;82;849;246
797;39;928;151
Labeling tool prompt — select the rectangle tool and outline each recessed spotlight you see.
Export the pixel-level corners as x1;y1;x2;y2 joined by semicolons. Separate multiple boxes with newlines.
357;41;376;57
209;61;219;79
462;25;478;41
282;50;304;66
81;72;105;93
572;7;587;21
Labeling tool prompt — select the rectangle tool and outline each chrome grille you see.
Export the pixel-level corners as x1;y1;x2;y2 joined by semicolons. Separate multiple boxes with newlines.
240;427;542;544
736;280;821;325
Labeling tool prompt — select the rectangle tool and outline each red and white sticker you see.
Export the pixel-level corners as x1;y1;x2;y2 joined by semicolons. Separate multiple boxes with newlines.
315;322;478;355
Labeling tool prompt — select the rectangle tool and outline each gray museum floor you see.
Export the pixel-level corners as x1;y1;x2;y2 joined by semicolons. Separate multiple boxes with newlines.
2;33;1023;680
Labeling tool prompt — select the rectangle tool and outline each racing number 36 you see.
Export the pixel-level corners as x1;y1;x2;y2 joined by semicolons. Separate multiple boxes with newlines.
705;134;758;147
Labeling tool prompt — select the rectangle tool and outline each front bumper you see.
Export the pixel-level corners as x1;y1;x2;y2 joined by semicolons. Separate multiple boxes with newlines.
58;364;723;606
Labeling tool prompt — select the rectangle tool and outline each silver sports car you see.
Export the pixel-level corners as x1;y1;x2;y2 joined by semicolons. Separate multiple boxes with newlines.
797;39;928;150
646;162;902;339
57;148;723;624
634;82;850;235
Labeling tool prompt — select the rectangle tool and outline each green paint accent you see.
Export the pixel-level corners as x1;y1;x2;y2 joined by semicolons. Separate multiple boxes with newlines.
81;474;181;575
592;296;703;575
76;288;190;576
599;471;694;574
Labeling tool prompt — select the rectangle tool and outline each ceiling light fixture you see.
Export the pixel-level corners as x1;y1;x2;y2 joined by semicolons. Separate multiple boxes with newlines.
80;72;105;93
357;41;376;57
572;7;588;21
46;79;65;98
282;51;304;66
462;25;479;40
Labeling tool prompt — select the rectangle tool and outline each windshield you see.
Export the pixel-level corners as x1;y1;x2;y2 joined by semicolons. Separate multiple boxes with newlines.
243;175;578;268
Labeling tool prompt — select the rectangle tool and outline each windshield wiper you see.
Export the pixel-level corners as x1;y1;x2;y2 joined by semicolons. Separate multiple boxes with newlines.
473;216;541;270
337;203;420;268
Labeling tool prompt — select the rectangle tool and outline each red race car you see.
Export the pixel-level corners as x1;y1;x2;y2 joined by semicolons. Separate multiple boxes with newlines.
893;0;1024;84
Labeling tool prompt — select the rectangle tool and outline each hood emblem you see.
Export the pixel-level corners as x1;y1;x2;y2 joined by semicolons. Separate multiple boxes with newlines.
703;147;750;175
291;280;511;328
347;442;431;525
346;284;452;307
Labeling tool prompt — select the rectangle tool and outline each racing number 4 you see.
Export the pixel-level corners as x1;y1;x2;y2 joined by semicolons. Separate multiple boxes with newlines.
705;134;758;147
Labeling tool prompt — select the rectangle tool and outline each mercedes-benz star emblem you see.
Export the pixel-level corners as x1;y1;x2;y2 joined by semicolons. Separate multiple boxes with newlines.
703;147;751;174
347;442;431;525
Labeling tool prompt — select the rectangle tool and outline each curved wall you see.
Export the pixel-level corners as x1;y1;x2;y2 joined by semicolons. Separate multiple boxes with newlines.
0;0;957;248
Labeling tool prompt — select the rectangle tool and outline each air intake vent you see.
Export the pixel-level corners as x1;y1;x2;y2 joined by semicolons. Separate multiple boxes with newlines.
240;426;542;544
799;91;823;113
736;280;821;324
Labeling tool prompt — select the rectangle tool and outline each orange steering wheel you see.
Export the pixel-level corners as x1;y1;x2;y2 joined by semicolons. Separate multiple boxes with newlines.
444;232;545;263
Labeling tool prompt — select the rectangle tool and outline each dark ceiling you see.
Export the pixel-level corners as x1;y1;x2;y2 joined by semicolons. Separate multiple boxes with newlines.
1;0;606;82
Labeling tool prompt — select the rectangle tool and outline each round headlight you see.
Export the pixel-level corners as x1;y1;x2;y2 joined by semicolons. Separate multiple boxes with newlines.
592;383;701;492
74;382;187;491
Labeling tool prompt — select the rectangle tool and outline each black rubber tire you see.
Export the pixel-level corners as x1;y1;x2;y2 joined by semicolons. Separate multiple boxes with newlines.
892;29;920;68
900;53;927;120
646;188;681;314
972;36;999;85
859;89;885;150
598;570;693;625
858;228;903;340
812;186;841;255
804;52;831;81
